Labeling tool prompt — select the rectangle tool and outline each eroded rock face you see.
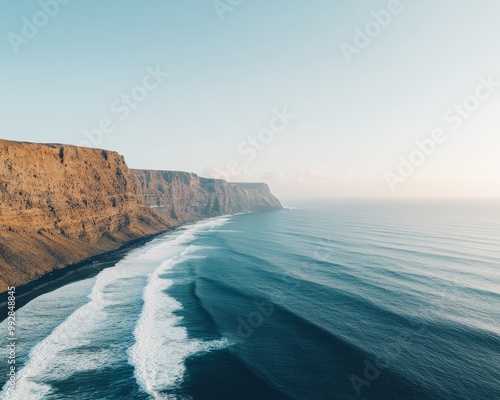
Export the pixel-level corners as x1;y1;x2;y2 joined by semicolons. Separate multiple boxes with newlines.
131;170;283;224
0;140;282;292
0;140;168;291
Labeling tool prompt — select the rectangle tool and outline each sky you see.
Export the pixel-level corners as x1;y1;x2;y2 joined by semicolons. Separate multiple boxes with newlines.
1;0;500;200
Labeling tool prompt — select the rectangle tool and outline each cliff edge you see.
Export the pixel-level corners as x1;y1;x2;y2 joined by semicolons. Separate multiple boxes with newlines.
0;140;168;291
131;170;282;224
0;140;282;292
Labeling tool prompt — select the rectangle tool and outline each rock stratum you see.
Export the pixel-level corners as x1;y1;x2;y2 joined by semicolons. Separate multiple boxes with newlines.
131;170;282;223
0;139;282;292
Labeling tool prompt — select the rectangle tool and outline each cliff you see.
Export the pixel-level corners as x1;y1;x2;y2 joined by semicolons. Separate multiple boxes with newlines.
0;140;169;291
0;140;282;292
131;170;282;223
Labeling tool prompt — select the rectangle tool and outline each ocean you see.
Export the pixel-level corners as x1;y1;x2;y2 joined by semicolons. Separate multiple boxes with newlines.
1;200;499;400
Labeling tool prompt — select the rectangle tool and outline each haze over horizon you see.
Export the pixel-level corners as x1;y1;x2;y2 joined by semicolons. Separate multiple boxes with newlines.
2;0;500;200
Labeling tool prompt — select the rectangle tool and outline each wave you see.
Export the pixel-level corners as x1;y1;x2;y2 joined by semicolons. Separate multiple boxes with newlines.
0;236;177;400
128;217;232;400
0;278;122;399
0;216;232;400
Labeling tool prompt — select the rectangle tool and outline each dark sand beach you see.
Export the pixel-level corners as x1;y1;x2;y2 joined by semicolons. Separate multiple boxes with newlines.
0;230;171;323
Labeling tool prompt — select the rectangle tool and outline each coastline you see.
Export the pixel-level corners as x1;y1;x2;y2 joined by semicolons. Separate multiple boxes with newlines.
0;228;172;323
0;210;280;323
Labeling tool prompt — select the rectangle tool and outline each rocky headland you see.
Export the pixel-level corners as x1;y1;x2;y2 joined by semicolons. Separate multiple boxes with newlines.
0;139;282;293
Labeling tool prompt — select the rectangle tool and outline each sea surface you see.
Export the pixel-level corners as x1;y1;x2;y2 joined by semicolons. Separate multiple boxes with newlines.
1;200;499;400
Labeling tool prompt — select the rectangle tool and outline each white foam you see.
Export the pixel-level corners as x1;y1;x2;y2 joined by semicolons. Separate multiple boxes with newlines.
0;216;231;400
129;217;231;399
0;291;114;400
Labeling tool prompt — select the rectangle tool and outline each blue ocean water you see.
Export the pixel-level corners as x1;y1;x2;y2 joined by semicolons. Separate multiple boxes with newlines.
1;201;499;400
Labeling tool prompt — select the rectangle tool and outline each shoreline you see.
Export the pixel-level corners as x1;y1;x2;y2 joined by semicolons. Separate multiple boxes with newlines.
0;228;173;323
0;210;278;323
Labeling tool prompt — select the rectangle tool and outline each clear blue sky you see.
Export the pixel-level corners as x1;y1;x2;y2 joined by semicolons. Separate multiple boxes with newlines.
2;0;500;199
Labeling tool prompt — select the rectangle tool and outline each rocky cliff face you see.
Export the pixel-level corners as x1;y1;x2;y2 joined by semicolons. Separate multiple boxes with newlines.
0;140;282;292
0;140;168;291
131;170;282;224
